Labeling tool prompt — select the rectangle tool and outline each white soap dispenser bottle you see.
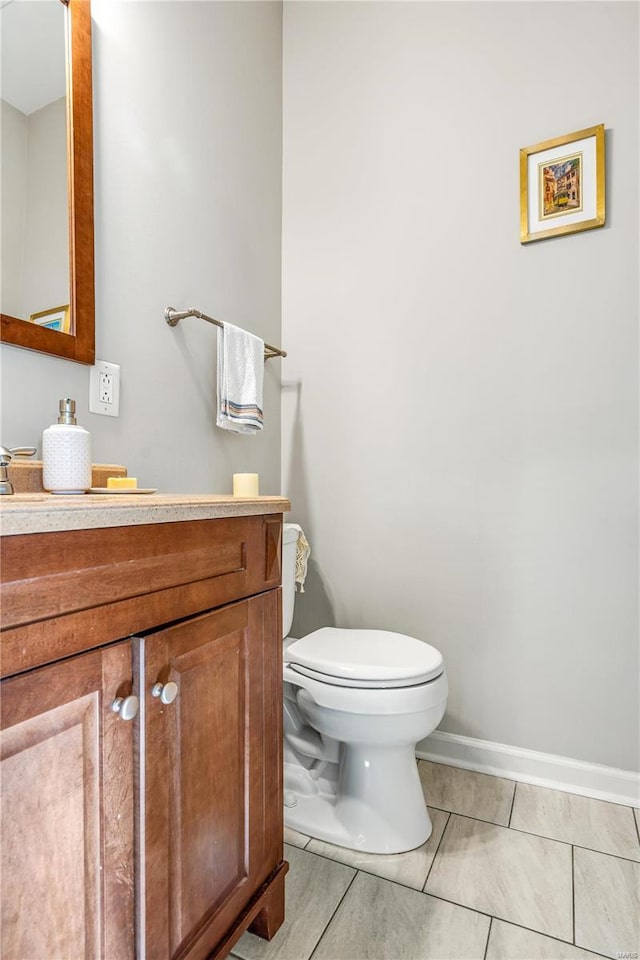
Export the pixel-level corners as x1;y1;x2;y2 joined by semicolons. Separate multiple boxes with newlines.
42;398;92;494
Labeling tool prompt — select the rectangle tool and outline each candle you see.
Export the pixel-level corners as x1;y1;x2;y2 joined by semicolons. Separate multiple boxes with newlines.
233;473;259;497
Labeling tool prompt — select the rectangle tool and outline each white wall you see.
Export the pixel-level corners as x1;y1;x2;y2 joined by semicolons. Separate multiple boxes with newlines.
21;97;69;320
282;2;639;772
1;1;283;496
1;96;68;322
1;99;27;319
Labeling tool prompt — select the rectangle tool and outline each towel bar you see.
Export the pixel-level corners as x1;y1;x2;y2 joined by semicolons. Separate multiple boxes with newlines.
165;307;286;359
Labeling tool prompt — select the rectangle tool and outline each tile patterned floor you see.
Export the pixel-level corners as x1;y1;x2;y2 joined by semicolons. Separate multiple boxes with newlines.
233;761;640;960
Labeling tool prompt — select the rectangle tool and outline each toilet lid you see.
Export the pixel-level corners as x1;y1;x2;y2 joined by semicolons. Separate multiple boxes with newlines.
285;627;444;685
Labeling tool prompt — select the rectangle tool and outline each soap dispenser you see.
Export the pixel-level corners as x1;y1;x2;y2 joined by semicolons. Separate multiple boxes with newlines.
42;398;92;494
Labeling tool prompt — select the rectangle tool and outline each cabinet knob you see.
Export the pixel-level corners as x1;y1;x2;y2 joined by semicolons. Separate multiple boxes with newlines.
111;695;139;720
151;681;178;705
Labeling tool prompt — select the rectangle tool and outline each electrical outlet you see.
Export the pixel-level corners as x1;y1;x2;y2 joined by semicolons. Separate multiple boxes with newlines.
90;360;120;417
99;371;113;404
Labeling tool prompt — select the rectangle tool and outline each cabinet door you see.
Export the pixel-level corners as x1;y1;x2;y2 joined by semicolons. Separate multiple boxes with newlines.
142;590;282;960
0;641;135;960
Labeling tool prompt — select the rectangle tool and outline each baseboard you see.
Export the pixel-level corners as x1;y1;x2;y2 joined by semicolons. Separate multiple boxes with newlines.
416;731;640;808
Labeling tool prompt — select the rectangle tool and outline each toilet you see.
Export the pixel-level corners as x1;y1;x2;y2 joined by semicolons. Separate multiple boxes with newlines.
282;523;448;855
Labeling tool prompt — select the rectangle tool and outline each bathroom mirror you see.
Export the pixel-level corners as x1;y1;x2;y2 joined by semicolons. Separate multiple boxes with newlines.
0;0;95;365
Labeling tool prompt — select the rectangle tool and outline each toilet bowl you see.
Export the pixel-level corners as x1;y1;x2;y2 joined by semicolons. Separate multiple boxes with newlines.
282;525;448;855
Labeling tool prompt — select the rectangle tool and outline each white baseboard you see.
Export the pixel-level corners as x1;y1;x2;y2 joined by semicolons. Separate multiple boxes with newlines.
416;731;640;808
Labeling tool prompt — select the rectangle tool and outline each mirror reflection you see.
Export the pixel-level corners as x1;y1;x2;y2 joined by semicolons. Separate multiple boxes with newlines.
1;0;70;332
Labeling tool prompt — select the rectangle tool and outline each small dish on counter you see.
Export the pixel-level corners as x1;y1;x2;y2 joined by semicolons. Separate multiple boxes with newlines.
88;487;157;495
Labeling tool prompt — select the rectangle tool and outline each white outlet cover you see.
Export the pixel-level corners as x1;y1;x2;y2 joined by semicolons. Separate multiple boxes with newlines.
90;359;120;417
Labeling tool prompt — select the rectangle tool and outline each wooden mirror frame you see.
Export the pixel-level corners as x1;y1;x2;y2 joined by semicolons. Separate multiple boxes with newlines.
0;0;95;365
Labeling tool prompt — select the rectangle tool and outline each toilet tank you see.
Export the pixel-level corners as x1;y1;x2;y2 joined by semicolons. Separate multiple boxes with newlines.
282;523;299;638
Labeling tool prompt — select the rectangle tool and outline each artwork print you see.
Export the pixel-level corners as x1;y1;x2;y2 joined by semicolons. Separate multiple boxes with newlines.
540;152;583;219
520;124;604;244
29;305;71;333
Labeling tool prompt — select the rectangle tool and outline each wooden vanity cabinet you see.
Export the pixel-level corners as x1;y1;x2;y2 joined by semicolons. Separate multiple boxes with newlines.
0;512;287;960
1;641;135;960
141;592;283;960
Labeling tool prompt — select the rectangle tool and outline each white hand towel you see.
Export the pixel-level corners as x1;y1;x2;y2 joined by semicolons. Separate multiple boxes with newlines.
216;322;264;434
287;523;311;592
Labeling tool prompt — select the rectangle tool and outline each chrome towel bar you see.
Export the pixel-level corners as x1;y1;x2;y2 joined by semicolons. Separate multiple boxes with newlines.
165;306;286;359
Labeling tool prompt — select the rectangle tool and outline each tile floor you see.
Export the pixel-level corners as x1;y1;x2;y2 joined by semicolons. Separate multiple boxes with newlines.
232;760;640;960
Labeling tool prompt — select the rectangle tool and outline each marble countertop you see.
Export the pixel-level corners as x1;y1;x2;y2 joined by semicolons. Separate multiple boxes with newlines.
0;493;291;536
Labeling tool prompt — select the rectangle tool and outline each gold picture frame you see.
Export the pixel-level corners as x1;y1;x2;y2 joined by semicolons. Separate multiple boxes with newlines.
520;124;605;244
29;305;71;334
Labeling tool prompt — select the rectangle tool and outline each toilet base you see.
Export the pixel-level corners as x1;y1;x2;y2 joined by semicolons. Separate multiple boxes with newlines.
283;742;433;854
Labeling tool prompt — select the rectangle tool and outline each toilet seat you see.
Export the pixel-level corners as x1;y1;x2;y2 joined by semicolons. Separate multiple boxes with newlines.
285;627;444;687
287;663;436;689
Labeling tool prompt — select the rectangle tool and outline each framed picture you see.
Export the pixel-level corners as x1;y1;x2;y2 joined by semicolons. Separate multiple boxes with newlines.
29;305;71;334
520;124;605;244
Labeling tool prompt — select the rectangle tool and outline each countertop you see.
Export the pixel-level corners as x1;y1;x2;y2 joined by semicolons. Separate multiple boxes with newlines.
0;493;291;536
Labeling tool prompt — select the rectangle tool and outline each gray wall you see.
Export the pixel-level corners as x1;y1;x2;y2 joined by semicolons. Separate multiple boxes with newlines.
1;1;283;496
282;2;639;771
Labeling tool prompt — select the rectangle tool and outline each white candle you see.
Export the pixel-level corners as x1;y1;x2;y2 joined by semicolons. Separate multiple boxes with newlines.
233;473;259;497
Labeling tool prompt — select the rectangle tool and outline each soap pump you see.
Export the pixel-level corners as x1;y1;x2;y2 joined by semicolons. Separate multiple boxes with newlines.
42;398;92;494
